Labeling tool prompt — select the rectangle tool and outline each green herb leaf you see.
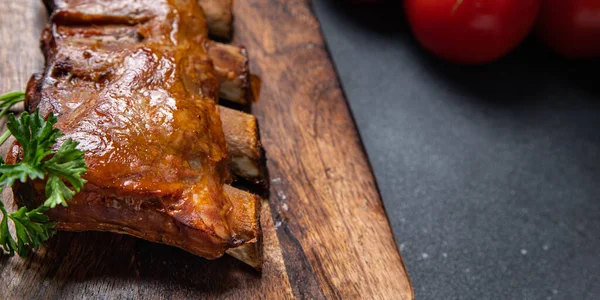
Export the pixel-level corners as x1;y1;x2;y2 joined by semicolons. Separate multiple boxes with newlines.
8;205;56;257
0;111;62;186
0;91;25;107
0;91;25;119
8;110;62;165
0;198;55;257
0;199;17;256
0;93;88;256
43;139;87;208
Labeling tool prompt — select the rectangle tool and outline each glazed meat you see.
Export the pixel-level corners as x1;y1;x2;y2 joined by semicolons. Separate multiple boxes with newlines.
45;0;234;39
36;23;265;184
7;0;262;268
44;0;249;103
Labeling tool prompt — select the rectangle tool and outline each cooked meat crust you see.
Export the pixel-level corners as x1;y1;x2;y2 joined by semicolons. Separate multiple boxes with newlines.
10;0;262;268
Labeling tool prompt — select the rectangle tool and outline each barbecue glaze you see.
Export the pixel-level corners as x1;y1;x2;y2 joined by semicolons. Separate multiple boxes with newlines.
7;0;261;263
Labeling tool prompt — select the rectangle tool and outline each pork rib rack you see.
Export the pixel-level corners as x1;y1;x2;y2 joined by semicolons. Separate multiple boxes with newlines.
6;0;264;269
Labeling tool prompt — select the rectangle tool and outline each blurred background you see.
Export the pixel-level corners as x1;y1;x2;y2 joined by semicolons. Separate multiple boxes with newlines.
313;1;600;299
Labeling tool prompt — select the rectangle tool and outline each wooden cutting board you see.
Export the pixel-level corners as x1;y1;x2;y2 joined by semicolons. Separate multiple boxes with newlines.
0;0;413;298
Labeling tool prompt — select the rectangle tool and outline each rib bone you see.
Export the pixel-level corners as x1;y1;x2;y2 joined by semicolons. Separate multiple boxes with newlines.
198;0;234;39
207;41;250;104
220;106;266;185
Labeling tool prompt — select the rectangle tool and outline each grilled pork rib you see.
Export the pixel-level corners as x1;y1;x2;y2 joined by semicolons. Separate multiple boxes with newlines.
36;21;265;185
44;0;249;104
26;69;266;187
7;0;262;268
45;0;234;39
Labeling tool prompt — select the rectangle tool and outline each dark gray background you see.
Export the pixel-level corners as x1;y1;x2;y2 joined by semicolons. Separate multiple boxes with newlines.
313;1;600;299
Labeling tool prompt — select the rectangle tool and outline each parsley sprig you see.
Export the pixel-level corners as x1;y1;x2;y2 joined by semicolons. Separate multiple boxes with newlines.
0;91;87;256
0;91;25;119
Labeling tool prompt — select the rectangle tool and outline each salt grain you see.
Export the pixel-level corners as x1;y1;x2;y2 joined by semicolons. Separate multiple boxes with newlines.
277;190;287;200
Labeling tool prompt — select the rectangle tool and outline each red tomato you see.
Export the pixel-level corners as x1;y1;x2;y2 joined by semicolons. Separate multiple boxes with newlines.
405;0;541;64
537;0;600;58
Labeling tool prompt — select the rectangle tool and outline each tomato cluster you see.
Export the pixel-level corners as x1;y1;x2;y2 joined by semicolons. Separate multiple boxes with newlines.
400;0;600;64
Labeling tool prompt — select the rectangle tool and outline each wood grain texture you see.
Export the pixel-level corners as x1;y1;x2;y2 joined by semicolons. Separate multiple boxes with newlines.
0;0;413;299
